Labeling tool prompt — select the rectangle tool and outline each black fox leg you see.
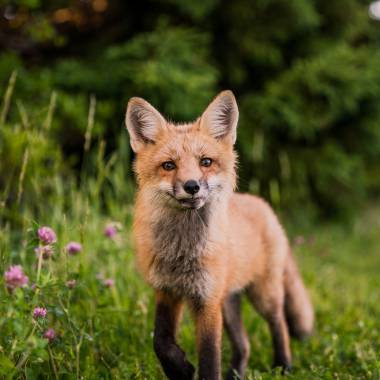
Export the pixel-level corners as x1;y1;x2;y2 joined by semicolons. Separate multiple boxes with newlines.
223;293;250;379
267;312;292;371
194;302;223;380
153;291;195;380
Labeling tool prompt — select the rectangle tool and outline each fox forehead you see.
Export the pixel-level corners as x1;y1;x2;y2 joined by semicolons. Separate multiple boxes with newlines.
145;122;226;163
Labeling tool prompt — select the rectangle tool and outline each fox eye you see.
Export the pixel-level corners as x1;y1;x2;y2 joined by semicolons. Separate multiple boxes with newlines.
162;161;176;171
200;157;213;167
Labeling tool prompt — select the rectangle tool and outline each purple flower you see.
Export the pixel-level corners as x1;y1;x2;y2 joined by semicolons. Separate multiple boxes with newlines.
43;328;56;342
38;227;57;245
35;245;54;259
103;278;114;287
65;242;82;255
66;279;76;289
294;235;306;246
33;307;47;319
4;265;29;291
104;223;117;239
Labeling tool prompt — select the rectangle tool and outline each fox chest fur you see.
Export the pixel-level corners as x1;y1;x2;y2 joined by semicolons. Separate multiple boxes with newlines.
147;207;212;300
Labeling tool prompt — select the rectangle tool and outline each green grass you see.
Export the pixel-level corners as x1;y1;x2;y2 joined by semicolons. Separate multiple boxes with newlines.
1;190;380;379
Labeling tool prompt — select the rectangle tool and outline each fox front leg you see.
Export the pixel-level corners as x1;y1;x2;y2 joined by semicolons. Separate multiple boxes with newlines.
194;302;223;380
153;291;195;380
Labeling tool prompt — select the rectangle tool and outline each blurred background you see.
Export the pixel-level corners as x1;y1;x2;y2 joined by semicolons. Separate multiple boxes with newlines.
1;0;380;223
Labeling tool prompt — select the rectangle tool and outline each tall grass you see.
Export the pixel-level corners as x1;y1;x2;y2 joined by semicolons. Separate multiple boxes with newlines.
0;76;141;378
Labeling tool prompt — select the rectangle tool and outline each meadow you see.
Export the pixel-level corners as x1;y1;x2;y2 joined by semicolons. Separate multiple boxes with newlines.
1;84;380;380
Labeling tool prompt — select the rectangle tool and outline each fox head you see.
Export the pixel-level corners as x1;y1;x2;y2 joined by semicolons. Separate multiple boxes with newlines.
125;91;238;210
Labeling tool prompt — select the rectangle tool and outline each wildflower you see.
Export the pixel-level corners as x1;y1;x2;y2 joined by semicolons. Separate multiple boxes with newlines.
44;328;56;342
4;265;29;291
104;223;118;239
66;279;76;289
33;307;47;319
38;226;57;245
34;245;54;259
103;278;114;287
294;235;305;246
65;242;82;255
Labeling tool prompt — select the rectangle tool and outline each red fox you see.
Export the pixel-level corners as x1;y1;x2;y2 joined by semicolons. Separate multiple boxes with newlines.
125;91;314;380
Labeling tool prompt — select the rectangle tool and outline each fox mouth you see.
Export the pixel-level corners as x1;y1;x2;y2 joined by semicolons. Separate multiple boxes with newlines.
166;193;206;210
178;197;205;209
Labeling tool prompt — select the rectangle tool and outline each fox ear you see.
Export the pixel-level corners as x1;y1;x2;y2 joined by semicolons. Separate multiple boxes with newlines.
200;90;239;144
125;97;166;152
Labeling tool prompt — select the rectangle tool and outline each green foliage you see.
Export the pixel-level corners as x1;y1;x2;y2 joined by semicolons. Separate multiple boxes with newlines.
239;44;380;216
52;24;218;120
1;0;380;219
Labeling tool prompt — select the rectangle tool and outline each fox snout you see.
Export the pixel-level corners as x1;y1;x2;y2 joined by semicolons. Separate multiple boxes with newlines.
183;180;200;195
170;179;209;209
174;178;205;199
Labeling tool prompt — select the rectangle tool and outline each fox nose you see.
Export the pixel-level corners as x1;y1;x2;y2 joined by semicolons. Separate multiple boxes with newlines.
183;180;200;195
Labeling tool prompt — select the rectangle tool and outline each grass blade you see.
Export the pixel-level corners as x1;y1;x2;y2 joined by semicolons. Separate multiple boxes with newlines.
0;71;18;125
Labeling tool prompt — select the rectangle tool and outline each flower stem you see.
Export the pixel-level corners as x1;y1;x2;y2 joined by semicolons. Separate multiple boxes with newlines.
36;250;43;284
